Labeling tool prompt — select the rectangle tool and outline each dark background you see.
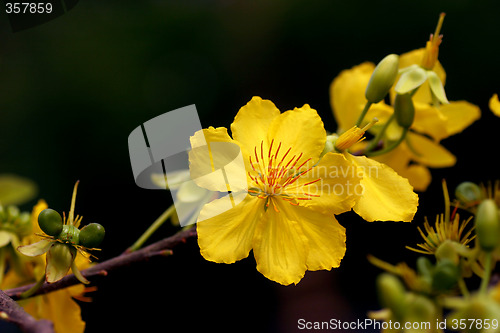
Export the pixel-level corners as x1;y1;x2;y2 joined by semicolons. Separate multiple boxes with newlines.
1;1;499;332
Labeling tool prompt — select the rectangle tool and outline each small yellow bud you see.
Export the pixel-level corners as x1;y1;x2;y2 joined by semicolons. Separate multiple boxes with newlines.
335;118;378;151
365;54;400;103
475;199;500;252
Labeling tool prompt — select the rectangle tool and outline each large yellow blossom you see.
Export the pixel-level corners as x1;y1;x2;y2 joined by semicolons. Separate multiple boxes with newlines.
190;97;418;285
2;200;87;333
190;97;361;285
330;49;480;191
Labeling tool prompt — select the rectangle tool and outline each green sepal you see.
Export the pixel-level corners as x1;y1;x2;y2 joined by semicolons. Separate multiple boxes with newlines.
46;243;76;283
395;65;427;94
0;231;14;248
71;260;89;284
17;239;53;257
427;70;449;104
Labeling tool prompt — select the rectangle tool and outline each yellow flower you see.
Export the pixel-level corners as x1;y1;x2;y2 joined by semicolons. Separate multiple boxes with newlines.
490;94;500;117
330;51;480;191
189;97;362;285
2;200;87;333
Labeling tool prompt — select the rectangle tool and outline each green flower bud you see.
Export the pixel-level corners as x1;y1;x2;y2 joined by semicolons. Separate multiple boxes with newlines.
15;212;32;238
432;259;460;291
394;93;415;128
455;182;482;207
365;54;400;103
79;223;105;248
38;209;63;237
475;199;500;252
6;206;20;220
405;294;437;323
58;225;80;245
376;273;407;319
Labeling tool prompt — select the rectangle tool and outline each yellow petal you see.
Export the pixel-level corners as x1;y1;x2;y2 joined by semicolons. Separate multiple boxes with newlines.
412;102;448;141
291;205;346;271
330;62;393;132
398;164;432;192
267;104;326;164
348;155;418;222
297;153;361;215
330;62;374;132
230;96;280;152
439;101;481;136
490;94;500;117
372;145;431;192
39;289;85;333
253;200;309;285
189;127;247;193
406;132;456;168
197;193;262;264
397;49;446;105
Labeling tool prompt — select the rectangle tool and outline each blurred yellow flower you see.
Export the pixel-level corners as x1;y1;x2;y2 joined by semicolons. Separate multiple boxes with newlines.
190;96;362;285
330;49;480;191
490;94;500;117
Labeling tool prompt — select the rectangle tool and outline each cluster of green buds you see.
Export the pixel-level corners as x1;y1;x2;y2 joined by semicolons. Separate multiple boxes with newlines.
0;204;32;245
370;180;500;332
17;182;104;286
0;204;32;284
455;181;500;252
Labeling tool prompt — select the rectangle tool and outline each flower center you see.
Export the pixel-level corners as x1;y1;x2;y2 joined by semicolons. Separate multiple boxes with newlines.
247;139;321;212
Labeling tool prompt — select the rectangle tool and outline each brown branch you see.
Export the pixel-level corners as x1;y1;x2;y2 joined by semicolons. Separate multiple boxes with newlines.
5;227;197;300
0;289;54;333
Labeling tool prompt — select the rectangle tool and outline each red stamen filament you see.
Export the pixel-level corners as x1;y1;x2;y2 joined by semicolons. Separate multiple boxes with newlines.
248;140;322;211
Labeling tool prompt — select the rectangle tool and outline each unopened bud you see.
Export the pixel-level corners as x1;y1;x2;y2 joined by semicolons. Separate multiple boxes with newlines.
320;134;338;158
475;199;500;252
376;273;406;319
394;93;415;128
432;259;460;291
365;54;400;103
455;182;482;207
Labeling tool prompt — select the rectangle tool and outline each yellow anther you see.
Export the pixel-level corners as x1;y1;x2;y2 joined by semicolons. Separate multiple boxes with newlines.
335;118;378;151
421;12;445;70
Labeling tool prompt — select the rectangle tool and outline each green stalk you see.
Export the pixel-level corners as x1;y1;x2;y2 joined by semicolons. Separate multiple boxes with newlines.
127;204;176;252
364;114;395;153
20;275;45;299
479;252;492;295
355;101;373;127
366;127;408;157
